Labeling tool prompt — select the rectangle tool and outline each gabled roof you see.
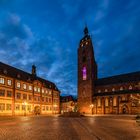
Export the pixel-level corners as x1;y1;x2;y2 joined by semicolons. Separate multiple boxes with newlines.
95;71;140;86
0;62;59;91
60;95;76;102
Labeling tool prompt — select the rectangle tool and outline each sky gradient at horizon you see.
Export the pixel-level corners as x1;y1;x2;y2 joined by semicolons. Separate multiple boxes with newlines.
0;0;140;96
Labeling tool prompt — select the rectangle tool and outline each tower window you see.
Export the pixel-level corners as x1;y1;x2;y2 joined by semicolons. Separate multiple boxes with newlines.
82;56;86;62
82;67;87;80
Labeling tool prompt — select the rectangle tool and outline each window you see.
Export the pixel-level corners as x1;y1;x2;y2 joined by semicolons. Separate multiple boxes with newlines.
113;97;117;106
29;85;32;90
27;105;31;111
0;77;5;84
23;94;27;100
16;93;21;99
46;106;49;111
15;104;20;110
42;97;45;102
6;104;11;110
112;88;115;92
29;95;32;100
105;89;108;92
120;87;123;91
7;91;12;97
49;91;52;95
17;82;20;88
22;105;25;110
129;85;132;90
98;90;101;93
82;67;87;80
46;97;48;102
34;87;37;92
50;106;52;111
42;106;45;111
38;97;40;101
0;90;5;97
42;89;44;93
0;103;5;111
49;98;52;103
46;90;48;94
105;98;109;107
23;84;27;90
97;98;101;107
38;88;40;92
7;79;12;86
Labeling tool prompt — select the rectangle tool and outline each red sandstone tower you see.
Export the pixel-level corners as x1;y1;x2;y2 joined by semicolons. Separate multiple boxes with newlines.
78;26;97;114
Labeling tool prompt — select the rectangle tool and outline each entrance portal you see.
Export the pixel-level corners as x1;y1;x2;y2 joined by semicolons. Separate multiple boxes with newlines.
122;104;129;114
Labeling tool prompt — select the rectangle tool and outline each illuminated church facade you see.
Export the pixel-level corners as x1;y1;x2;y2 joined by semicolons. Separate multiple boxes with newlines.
78;27;140;114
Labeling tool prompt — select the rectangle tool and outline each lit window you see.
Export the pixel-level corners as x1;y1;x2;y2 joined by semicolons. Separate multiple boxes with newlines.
29;85;32;90
120;87;123;91
113;97;117;106
7;79;12;86
34;87;37;92
129;85;132;90
98;90;101;93
86;42;88;45
38;88;40;92
42;89;44;93
112;88;115;92
49;91;52;95
97;98;101;107
0;77;5;84
0;103;5;111
23;84;27;90
105;89;108;92
46;90;48;94
17;82;20;88
105;98;109;107
82;67;87;80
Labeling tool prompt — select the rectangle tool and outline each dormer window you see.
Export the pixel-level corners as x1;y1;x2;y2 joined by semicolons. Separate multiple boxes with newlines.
129;85;132;90
86;42;88;45
17;74;20;78
3;69;7;74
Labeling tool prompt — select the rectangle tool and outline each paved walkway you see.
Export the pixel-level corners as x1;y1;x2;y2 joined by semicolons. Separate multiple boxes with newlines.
0;115;140;140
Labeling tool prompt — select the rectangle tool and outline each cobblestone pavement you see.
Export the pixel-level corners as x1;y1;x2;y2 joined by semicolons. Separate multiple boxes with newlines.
0;115;140;140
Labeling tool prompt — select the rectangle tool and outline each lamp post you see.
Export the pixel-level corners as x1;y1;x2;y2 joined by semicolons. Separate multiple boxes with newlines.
90;104;94;115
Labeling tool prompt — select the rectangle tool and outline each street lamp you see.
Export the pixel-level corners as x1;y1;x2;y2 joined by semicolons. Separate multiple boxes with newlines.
90;104;94;115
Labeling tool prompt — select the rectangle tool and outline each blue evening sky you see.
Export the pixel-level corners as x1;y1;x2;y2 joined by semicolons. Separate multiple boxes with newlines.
0;0;140;96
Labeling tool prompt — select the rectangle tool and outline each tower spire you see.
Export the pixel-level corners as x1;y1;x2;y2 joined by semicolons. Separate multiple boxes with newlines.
84;25;89;36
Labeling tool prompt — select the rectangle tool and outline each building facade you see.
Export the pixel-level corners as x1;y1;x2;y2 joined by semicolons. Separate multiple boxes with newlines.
60;95;77;113
78;27;140;115
0;62;60;116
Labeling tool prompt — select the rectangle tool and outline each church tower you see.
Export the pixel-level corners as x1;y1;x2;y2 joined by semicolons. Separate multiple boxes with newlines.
78;26;97;114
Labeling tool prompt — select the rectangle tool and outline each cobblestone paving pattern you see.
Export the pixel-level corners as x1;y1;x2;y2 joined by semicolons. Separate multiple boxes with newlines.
0;116;140;140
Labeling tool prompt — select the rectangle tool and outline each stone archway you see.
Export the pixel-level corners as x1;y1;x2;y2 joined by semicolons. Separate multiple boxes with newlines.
121;104;129;114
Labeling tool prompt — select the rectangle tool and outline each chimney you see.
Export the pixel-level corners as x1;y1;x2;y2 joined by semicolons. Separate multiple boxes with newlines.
32;65;36;76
